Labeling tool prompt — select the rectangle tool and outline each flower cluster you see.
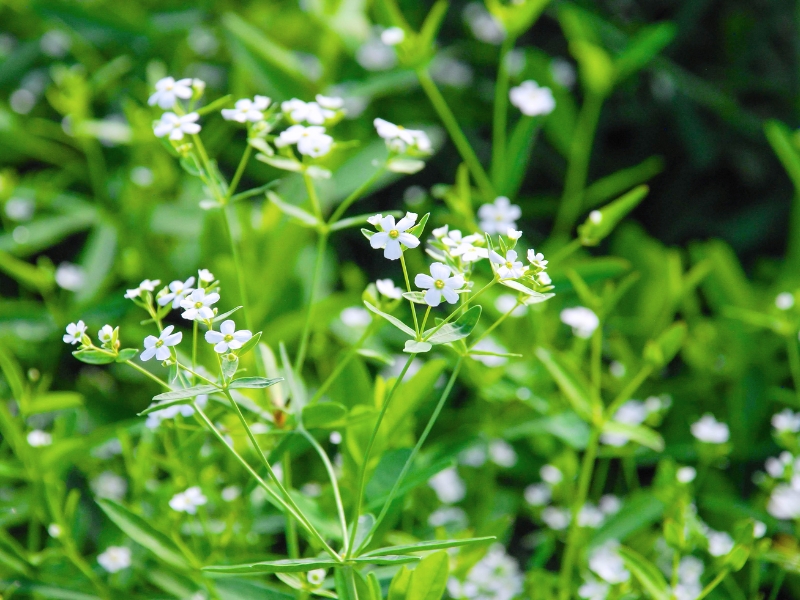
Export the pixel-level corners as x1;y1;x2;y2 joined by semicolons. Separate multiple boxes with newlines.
169;486;208;514
447;544;523;600
753;408;800;520
149;76;206;144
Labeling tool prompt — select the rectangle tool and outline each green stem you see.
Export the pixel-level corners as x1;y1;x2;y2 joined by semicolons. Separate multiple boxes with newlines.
283;453;300;559
225;144;252;202
605;365;653;418
553;92;604;237
303;172;323;220
420;306;431;334
328;167;386;224
346;354;416;557
590;325;602;403
558;428;600;600
469;299;520;349
696;569;730;600
423;280;497;341
357;358;463;554
296;231;329;372
548;238;583;265
192;321;198;385
767;570;785;600
399;252;420;335
787;337;800;405
176;362;219;387
491;35;516;188
308;325;374;405
124;360;171;390
416;67;496;201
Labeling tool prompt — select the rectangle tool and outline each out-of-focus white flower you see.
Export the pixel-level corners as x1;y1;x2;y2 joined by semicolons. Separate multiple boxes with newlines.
489;249;525;280
462;3;505;44
98;325;114;345
307;568;326;586
506;228;522;240
376;279;403;299
205;319;252;354
428;467;466;504
754;521;767;538
768;484;800;519
527;249;548;271
275;124;333;157
158;277;196;308
609;361;626;378
560;307;599;339
691;414;730;444
149;77;193;109
489;439;517;467
540;464;563;485
169;486;208;514
125;278;161;300
340;307;371;327
428;506;468;528
776;292;795;310
524;483;551;506
198;269;214;284
27;430;52;447
356;36;397;71
281;98;338;125
447;544;522;600
578;578;609;600
63;320;87;345
40;30;71;58
599;495;622;515
369;213;420;260
495;294;527;317
153;112;201;140
415;262;465;307
91;471;127;501
765;457;784;478
677;466;697;483
374;118;431;154
478;197;521;234
48;523;62;538
222;96;270;123
441;230;487;263
773;409;800;433
146;395;208;428
706;530;734;557
141;325;182;361
551;57;577;88
541;506;571;531
578;503;605;528
381;27;405;46
329;431;342;445
98;546;131;573
601;400;648;447
460;446;487;467
589;541;630;584
471;338;509;367
510;80;556;116
221;485;241;502
55;262;85;291
5;197;34;222
180;288;219;321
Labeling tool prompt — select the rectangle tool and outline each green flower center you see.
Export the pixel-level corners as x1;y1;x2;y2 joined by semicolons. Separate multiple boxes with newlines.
195;301;203;308
505;261;513;269
389;229;399;239
155;340;164;348
224;334;234;342
435;280;445;289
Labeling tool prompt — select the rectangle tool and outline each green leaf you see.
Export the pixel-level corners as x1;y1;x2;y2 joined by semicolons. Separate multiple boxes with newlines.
267;191;320;227
406;550;449;600
72;349;116;365
591;493;665;547
407;212;430;239
138;397;193;416
618;546;669;600
25;392;83;415
362;536;496;557
387;566;412;600
535;347;595;421
351;554;421;566
601;421;665;452
643;322;687;368
499;279;555;302
570;41;615;97
257;154;303;173
364;301;415;337
222;354;239;379
302;402;348;429
115;348;138;362
426;306;481;344
615;22;677;82
236;331;262;357
402;291;428;304
152;385;219;401
213;306;243;323
765;120;800;192
578;185;649;246
404;340;432;353
203;557;339;574
97;499;190;570
228;377;283;390
583;156;664;210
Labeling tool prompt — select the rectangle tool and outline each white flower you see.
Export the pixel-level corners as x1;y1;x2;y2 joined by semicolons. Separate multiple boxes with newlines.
221;95;270;123
459;446;487;467
462;3;505;44
776;292;795;310
180;288;219;321
527;249;548;270
97;546;131;573
428;467;466;504
754;521;767;538
307;568;326;586
507;228;522;240
158;277;195;308
773;409;800;433
275;124;333;157
316;94;344;110
146;395;207;429
765;456;784;477
540;464;563;485
63;320;87;345
489;249;526;279
599;495;622;515
125;278;161;299
329;431;342;444
589;541;630;584
341;307;371;327
55;262;85;291
691;414;730;444
169;486;207;514
429;506;468;528
141;325;182;361
489;439;517;467
678;556;704;585
706;530;734;557
478;196;521;234
205;319;252;353
541;506;571;530
373;118;431;153
27;430;52;447
153;112;201;140
578;578;610;600
98;324;114;345
524;483;551;506
91;471;127;501
495;294;527;317
560;306;599;339
768;484;800;519
367;214;383;226
221;485;241;502
578;503;605;528
376;278;402;299
432;224;449;238
381;27;405;45
369;213;420;260
448;544;522;600
677;466;697;483
601;400;648;447
198;269;214;284
415;262;465;307
148;77;193;109
509;80;556;116
281;98;339;125
48;523;62;538
441;230;487;262
356;37;397;71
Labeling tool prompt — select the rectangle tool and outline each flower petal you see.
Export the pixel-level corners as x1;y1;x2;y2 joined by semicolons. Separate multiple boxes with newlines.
205;331;224;343
489;250;505;264
155;346;171;361
397;233;419;248
214;341;228;354
370;232;389;249
415;274;434;289
233;331;252;342
430;262;451;280
424;288;441;307
140;347;156;361
220;320;235;335
441;287;459;304
384;239;402;260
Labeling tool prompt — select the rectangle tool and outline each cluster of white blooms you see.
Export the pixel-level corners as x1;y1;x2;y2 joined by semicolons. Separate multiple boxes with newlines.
447;544;523;600
775;291;795;310
147;394;208;429
149;76;205;142
773;408;800;433
754;412;800;520
704;528;734;557
670;556;704;600
510;80;556;117
222;95;271;123
560;306;599;339
690;414;730;444
462;3;505;45
374;118;431;155
478;197;521;234
169;486;208;514
431;226;487;264
27;429;52;447
601;399;665;447
428;467;466;504
588;540;630;584
97;546;131;573
90;471;127;501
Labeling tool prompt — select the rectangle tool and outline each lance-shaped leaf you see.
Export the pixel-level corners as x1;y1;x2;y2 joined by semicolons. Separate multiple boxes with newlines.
643;322;687;368
351;555;421;566
72;349;116;365
425;306;481;345
228;377;283;390
500;279;555;302
535;347;595;421
236;331;262;357
404;340;432;354
302;402;347;429
362;536;496;557
601;421;665;452
618;546;669;600
115;348;138;362
152;385;219;401
212;306;243;323
138;398;193;416
402;291;428;304
267;191;319;227
364;301;415;337
203;557;339;574
578;185;649;247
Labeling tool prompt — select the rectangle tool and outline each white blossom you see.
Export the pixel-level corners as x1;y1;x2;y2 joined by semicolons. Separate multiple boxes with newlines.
578;503;605;528
27;430;52;447
527;249;548;270
5;197;34;221
198;269;214;284
578;578;610;600
510;80;556;116
180;288;219;321
524;483;551;506
415;262;465;307
462;3;505;45
369;213;420;260
158;277;195;308
373;118;431;153
776;292;795;310
589;541;630;584
98;324;114;345
428;506;468;528
540;464;563;485
125;278;161;299
153;112;201;140
773;409;800;433
316;94;344;110
63;320;87;345
221;485;241;502
205;319;252;353
691;414;730;444
141;325;182;361
768;484;800;519
169;486;207;514
428;467;466;504
307;568;326;586
91;471;127;501
459;446;487;467
601;400;648;447
541;506;571;531
765;456;785;478
507;228;522;240
381;27;405;46
55;262;85;291
677;466;697;483
560;306;599;339
221;95;270;123
97;546;131;573
340;307;371;327
489;439;517;467
146;395;207;429
495;294;527;317
754;521;767;538
148;77;193;109
706;530;734;557
599;495;622;515
48;523;62;538
489;249;526;279
376;278;402;299
275;124;333;157
478;197;521;234
356;37;397;71
448;544;522;600
281;99;337;125
441;230;487;262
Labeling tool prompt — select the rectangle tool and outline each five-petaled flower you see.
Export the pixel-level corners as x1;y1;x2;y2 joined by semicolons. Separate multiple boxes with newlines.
153;112;201;140
125;278;161;299
148;77;193;110
222;95;271;123
180;288;219;321
97;546;131;573
478;197;521;234
205;320;252;353
415;262;465;307
490;249;526;279
527;249;548;271
442;230;487;263
369;213;420;260
158;277;195;309
373;118;431;154
98;324;114;345
509;80;556;117
275;125;333;158
63;320;87;345
141;325;182;362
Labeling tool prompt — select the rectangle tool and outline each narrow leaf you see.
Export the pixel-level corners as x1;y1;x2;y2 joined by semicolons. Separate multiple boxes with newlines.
152;385;219;401
363;536;496;557
364;301;415;337
228;377;283;390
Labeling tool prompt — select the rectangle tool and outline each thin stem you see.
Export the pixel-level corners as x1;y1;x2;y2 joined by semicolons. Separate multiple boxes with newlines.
558;428;601;600
696;569;730;600
590;325;602;403
176;362;219;387
399;253;420;335
124;360;171;390
192;321;198;385
549;238;583;265
219;206;251;331
491;35;516;188
469;299;520;349
767;570;785;600
606;365;653;418
423;280;497;341
416;67;496;201
308;325;374;405
296;232;329;372
283;453;300;559
358;358;463;554
225;144;252;202
420;306;432;333
346;354;416;557
787;337;800;405
303;172;323;220
328;167;386;224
